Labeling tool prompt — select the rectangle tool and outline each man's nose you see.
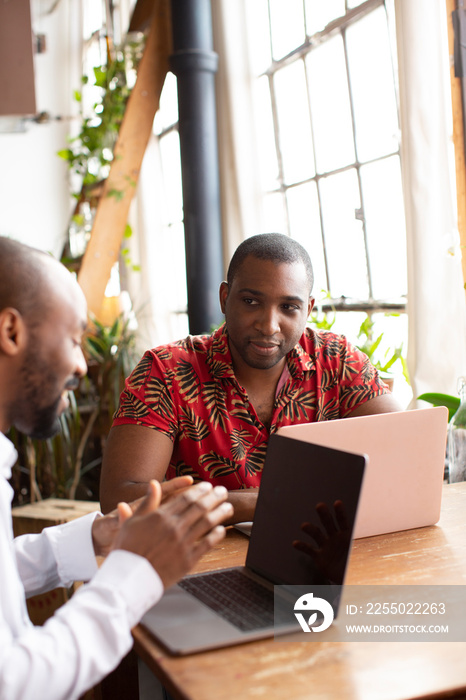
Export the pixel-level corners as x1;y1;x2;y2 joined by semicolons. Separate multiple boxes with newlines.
255;307;281;335
75;345;88;378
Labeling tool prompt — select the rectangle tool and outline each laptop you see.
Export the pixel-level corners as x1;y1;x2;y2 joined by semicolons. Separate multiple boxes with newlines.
141;435;367;655
277;407;448;539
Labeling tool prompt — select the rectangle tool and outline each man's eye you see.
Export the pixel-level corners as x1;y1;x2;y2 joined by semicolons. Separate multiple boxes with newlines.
282;304;299;311
243;298;258;305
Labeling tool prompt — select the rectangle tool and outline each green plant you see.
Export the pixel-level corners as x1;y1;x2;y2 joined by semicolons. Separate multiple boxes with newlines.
84;312;139;419
58;33;145;269
58;34;145;197
417;393;460;422
356;315;409;382
308;300;409;383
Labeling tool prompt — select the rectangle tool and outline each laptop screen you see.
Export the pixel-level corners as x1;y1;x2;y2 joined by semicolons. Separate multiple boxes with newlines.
246;434;366;587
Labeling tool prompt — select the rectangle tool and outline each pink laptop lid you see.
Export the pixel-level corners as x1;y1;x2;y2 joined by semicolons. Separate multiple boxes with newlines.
277;407;448;538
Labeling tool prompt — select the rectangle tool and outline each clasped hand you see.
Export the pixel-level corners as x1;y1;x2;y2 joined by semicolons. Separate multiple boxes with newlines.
92;476;233;589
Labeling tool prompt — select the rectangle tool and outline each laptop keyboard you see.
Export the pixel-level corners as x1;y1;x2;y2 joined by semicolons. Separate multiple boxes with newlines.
178;569;275;632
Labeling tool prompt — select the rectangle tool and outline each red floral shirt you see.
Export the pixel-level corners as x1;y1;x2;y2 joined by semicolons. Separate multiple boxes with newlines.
113;324;388;489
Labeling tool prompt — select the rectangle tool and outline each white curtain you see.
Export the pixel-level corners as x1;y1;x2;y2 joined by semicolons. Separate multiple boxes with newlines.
211;0;264;265
395;0;466;401
126;134;190;353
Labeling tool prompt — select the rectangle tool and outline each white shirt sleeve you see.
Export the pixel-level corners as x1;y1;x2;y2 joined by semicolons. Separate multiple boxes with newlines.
14;513;101;595
0;549;164;700
2;514;164;700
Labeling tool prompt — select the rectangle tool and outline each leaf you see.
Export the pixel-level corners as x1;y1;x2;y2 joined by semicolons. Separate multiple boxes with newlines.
57;148;74;161
114;393;150;421
73;90;82;103
231;428;253;461
174;461;199;479
107;188;124;201
93;66;107;88
145;377;174;418
200;452;240;479
417;393;460;422
175;359;201;404
244;443;267;477
180;406;210;442
127;355;153;389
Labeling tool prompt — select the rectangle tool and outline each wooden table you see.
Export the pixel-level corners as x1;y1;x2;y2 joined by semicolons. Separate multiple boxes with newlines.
132;482;466;700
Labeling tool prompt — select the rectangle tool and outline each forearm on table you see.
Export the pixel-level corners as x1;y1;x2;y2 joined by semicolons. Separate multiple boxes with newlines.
225;489;259;525
100;480;152;514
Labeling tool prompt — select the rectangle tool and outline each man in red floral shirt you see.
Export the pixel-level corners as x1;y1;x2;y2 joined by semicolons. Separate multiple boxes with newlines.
100;234;401;522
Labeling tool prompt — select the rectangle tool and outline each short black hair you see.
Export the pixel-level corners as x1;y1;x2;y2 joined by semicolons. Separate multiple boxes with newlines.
0;237;52;326
227;233;314;293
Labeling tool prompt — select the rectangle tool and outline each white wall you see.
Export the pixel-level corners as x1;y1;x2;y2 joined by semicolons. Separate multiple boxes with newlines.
0;0;81;257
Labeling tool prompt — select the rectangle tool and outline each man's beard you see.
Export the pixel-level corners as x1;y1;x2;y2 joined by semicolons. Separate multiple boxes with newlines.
27;400;62;440
12;345;65;440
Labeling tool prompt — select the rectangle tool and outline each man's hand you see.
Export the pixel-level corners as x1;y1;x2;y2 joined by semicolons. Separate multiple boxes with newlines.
112;480;233;589
293;500;350;585
224;488;258;524
160;475;194;502
93;476;193;558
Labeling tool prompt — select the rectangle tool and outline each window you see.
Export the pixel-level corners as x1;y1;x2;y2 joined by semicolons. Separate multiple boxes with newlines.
245;0;409;395
150;1;410;397
153;72;189;337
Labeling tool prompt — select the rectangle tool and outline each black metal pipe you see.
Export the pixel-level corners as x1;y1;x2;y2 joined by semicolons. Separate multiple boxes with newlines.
170;0;224;334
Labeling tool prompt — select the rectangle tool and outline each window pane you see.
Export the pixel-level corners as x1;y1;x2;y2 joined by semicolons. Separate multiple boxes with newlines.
319;169;368;299
153;71;178;134
333;310;367;342
159;131;183;224
245;0;272;76
305;0;345;35
286;182;328;295
274;60;315;184
269;0;305;60
346;6;399;162
253;75;280;191
360;156;407;299
262;191;288;233
164;221;188;311
306;35;355;173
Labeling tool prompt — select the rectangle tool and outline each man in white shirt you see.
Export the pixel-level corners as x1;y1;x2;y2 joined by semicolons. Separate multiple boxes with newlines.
0;237;233;700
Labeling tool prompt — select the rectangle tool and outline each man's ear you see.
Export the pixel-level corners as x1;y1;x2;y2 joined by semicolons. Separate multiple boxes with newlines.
307;296;315;318
0;308;27;356
219;281;229;314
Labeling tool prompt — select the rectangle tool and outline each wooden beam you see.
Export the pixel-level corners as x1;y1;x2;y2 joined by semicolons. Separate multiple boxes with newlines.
129;0;157;32
78;0;172;319
446;0;466;293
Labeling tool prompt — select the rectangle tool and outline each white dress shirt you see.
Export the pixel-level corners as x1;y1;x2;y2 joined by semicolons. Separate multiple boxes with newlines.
0;432;164;700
